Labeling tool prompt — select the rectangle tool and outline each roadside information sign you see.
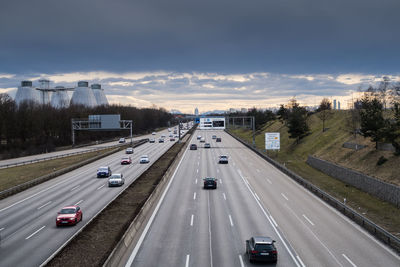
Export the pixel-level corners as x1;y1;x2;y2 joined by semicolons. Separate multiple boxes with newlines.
265;133;280;150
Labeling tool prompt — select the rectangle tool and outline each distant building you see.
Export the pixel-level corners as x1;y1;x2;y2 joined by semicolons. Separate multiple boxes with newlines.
195;107;199;115
333;99;337;110
338;101;341;110
229;108;237;113
241;108;248;113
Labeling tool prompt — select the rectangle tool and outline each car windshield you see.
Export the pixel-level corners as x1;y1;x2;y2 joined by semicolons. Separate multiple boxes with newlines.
60;208;75;214
205;178;215;181
98;167;108;172
110;174;121;178
254;244;274;251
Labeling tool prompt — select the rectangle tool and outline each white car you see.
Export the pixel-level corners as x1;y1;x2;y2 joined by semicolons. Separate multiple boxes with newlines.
197;135;202;140
152;132;156;135
125;147;134;154
119;138;126;143
200;137;205;143
140;155;150;164
108;173;125;187
149;138;155;143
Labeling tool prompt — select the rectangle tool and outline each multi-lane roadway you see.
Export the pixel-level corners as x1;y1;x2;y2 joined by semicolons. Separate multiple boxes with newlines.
125;130;400;267
0;128;181;267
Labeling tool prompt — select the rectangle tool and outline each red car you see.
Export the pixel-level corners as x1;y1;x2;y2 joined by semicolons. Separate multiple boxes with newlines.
121;156;132;165
56;206;83;226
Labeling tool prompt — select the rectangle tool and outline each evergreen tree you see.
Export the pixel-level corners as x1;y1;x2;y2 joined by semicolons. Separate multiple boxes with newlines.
360;96;387;149
287;103;309;143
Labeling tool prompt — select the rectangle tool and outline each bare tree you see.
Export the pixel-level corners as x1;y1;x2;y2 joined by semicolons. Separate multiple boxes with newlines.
316;98;332;132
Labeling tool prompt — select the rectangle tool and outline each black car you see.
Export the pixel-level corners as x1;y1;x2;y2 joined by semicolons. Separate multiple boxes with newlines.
219;155;228;164
190;144;197;150
97;166;112;178
216;137;221;142
246;236;277;263
203;177;217;189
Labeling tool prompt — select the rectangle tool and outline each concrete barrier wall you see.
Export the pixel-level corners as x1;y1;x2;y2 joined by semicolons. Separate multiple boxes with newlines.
307;156;400;207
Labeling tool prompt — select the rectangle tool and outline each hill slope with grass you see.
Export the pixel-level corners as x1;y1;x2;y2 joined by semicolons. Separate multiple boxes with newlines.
233;110;399;186
230;110;400;237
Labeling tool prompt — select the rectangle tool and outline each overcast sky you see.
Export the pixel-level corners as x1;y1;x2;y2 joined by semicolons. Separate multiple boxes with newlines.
1;0;399;113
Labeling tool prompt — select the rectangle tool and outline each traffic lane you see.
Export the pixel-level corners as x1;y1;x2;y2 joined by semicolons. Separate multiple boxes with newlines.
131;135;198;267
202;146;243;267
223;131;400;266
0;141;162;232
210;142;298;266
0;139;177;266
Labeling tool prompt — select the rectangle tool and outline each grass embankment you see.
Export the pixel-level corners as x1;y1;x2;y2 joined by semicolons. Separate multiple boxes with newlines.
230;110;400;236
47;139;187;266
0;148;117;192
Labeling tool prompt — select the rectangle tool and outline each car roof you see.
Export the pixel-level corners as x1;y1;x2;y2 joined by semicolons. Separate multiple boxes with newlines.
111;173;122;177
99;166;109;169
62;205;78;209
253;236;274;244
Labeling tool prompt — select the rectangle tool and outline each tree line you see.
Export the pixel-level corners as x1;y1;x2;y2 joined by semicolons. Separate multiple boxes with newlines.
0;93;174;158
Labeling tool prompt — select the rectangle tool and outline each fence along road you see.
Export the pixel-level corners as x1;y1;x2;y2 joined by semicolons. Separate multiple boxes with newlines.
125;129;400;267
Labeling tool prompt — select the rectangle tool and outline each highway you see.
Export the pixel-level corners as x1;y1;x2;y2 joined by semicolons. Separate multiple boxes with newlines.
0;128;182;267
126;130;400;267
0;127;181;169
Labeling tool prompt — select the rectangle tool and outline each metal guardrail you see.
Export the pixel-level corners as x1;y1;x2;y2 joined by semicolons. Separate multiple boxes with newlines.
225;130;400;254
0;143;130;169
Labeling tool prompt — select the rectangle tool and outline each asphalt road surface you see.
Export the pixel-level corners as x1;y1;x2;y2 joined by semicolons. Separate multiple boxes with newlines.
0;128;182;267
125;129;400;267
0;125;185;169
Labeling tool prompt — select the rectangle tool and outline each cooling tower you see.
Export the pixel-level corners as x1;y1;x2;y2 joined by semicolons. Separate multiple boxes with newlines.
38;79;51;105
51;86;70;108
14;81;40;105
91;84;109;106
70;81;98;107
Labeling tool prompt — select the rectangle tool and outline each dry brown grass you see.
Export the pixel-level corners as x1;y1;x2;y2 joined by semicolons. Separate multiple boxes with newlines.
0;148;116;192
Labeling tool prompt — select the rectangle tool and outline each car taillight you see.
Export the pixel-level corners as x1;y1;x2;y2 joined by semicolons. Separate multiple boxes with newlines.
251;250;258;254
272;250;277;254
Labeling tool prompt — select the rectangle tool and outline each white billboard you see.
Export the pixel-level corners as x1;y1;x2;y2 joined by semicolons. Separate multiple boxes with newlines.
265;132;280;150
199;117;225;130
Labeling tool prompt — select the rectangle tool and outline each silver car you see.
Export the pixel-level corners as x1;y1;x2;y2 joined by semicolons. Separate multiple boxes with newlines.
108;173;125;187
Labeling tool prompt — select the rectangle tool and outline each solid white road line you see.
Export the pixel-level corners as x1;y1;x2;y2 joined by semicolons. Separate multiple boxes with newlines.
70;185;80;191
254;193;260;201
26;226;45;240
208;192;214;267
185;254;190;267
270;215;278;227
267;178;272;184
75;200;83;205
193;192;196;200
229;214;234;226
297;256;306;267
238;171;301;267
239;255;245;267
125;139;190;267
223;193;226;200
37;201;52;210
190;215;194;226
303;214;315;226
97;184;105;190
281;193;289;201
342;254;357;267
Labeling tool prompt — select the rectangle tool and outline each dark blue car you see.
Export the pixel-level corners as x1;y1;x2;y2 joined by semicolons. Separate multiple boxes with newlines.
97;166;112;178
